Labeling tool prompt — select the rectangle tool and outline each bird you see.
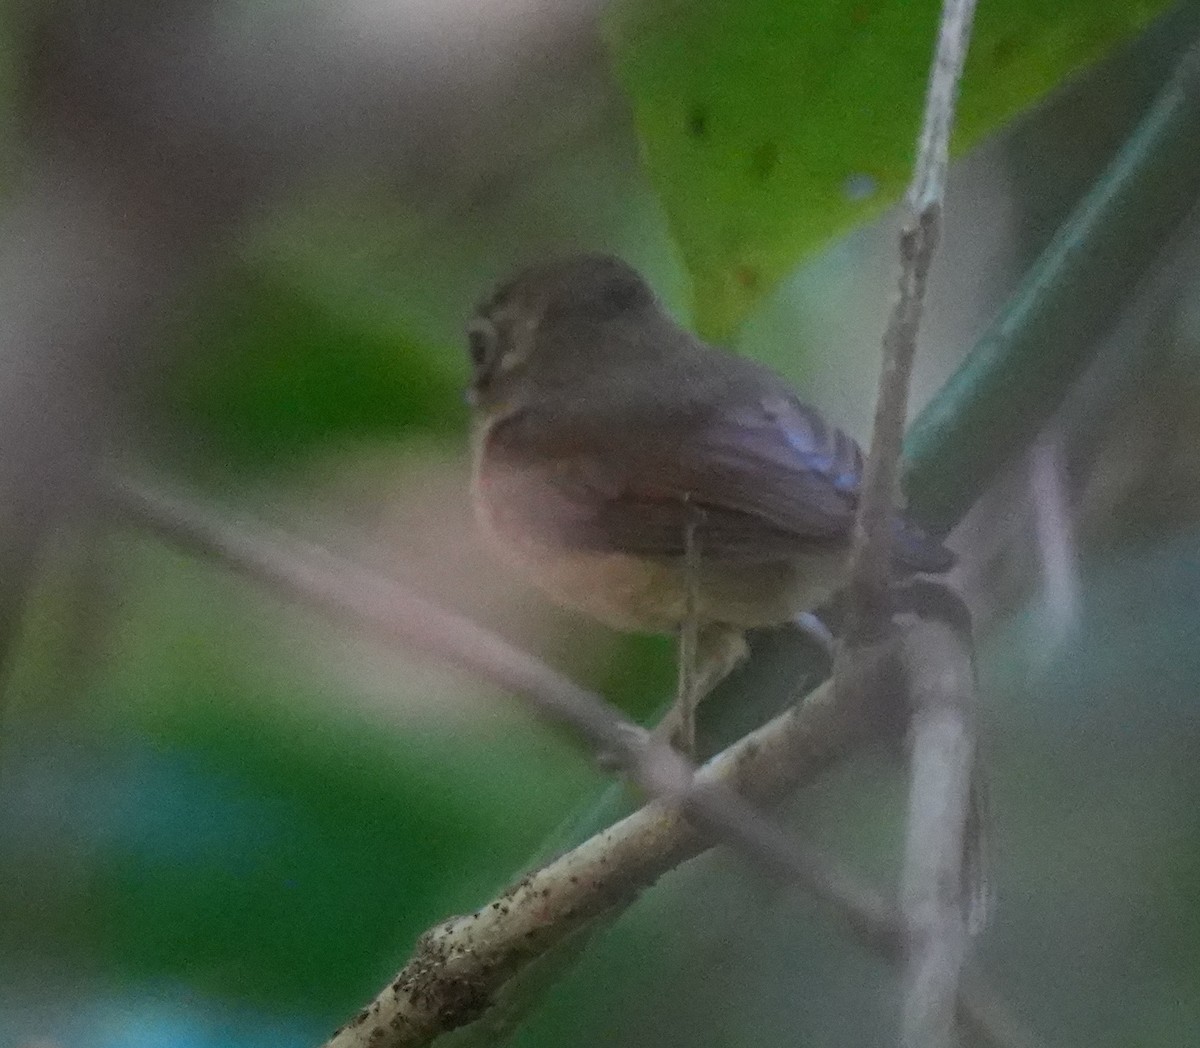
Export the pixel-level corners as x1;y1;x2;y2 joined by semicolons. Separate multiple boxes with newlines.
466;253;953;753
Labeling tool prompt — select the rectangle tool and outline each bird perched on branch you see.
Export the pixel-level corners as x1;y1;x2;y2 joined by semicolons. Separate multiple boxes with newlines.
466;253;952;753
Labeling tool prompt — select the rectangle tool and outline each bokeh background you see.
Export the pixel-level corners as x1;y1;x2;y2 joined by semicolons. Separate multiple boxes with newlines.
1;1;1199;1046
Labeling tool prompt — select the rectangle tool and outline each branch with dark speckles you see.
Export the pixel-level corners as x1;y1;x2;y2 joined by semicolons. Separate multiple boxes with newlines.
317;622;1016;1048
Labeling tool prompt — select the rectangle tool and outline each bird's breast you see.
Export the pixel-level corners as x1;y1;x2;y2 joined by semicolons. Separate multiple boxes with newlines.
472;437;847;632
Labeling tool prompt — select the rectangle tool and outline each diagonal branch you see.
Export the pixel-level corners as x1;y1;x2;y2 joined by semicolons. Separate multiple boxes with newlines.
107;473;663;778
104;472;881;906
320;676;890;1048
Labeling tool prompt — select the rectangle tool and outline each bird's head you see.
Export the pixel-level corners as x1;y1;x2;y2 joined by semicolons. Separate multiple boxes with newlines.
465;253;660;416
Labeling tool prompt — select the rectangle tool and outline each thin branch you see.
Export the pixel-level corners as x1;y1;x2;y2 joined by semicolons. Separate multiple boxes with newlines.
834;2;978;1046
904;35;1200;534
898;606;978;1048
108;473;660;778
840;0;976;636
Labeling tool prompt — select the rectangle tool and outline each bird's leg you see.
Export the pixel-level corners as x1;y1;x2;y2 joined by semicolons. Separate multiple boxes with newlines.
653;623;749;756
673;505;702;756
694;623;750;696
654;501;756;757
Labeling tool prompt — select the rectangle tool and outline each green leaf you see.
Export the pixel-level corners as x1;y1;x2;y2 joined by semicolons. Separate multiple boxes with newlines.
605;0;1173;340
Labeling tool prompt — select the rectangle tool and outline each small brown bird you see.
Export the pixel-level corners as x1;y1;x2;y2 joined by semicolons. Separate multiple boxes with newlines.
467;253;952;751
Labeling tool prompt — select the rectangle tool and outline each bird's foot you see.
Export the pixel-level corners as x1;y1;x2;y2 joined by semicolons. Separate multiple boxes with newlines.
650;701;695;759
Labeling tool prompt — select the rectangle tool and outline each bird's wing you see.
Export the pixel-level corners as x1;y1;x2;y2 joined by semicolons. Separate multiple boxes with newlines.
481;394;952;571
481;395;840;555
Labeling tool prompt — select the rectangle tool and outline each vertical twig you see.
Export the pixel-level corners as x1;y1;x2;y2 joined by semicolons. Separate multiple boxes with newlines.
899;607;978;1048
833;1;978;1046
891;8;979;1045
840;0;977;636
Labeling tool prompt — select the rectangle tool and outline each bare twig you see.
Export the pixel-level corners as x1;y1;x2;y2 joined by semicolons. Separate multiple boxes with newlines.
840;0;976;635
108;473;667;779
904;35;1200;533
833;2;978;1046
893;7;979;1045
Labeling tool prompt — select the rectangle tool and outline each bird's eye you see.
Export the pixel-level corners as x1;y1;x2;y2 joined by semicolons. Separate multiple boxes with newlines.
467;319;498;370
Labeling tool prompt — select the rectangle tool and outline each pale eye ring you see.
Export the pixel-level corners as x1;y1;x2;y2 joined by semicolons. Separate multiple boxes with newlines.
467;318;498;369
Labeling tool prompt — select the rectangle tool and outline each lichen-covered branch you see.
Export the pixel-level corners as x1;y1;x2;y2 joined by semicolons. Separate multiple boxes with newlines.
323;674;878;1048
899;605;979;1048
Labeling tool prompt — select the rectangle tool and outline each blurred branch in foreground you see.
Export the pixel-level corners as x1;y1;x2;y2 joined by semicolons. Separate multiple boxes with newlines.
105;473;889;910
0;0;612;694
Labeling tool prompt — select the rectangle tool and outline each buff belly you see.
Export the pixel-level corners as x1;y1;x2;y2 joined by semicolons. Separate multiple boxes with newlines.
475;484;846;633
510;545;845;633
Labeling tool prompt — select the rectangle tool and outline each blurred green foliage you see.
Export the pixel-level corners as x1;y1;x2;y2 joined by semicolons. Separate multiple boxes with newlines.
169;267;463;463
5;537;608;1022
169;266;464;464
